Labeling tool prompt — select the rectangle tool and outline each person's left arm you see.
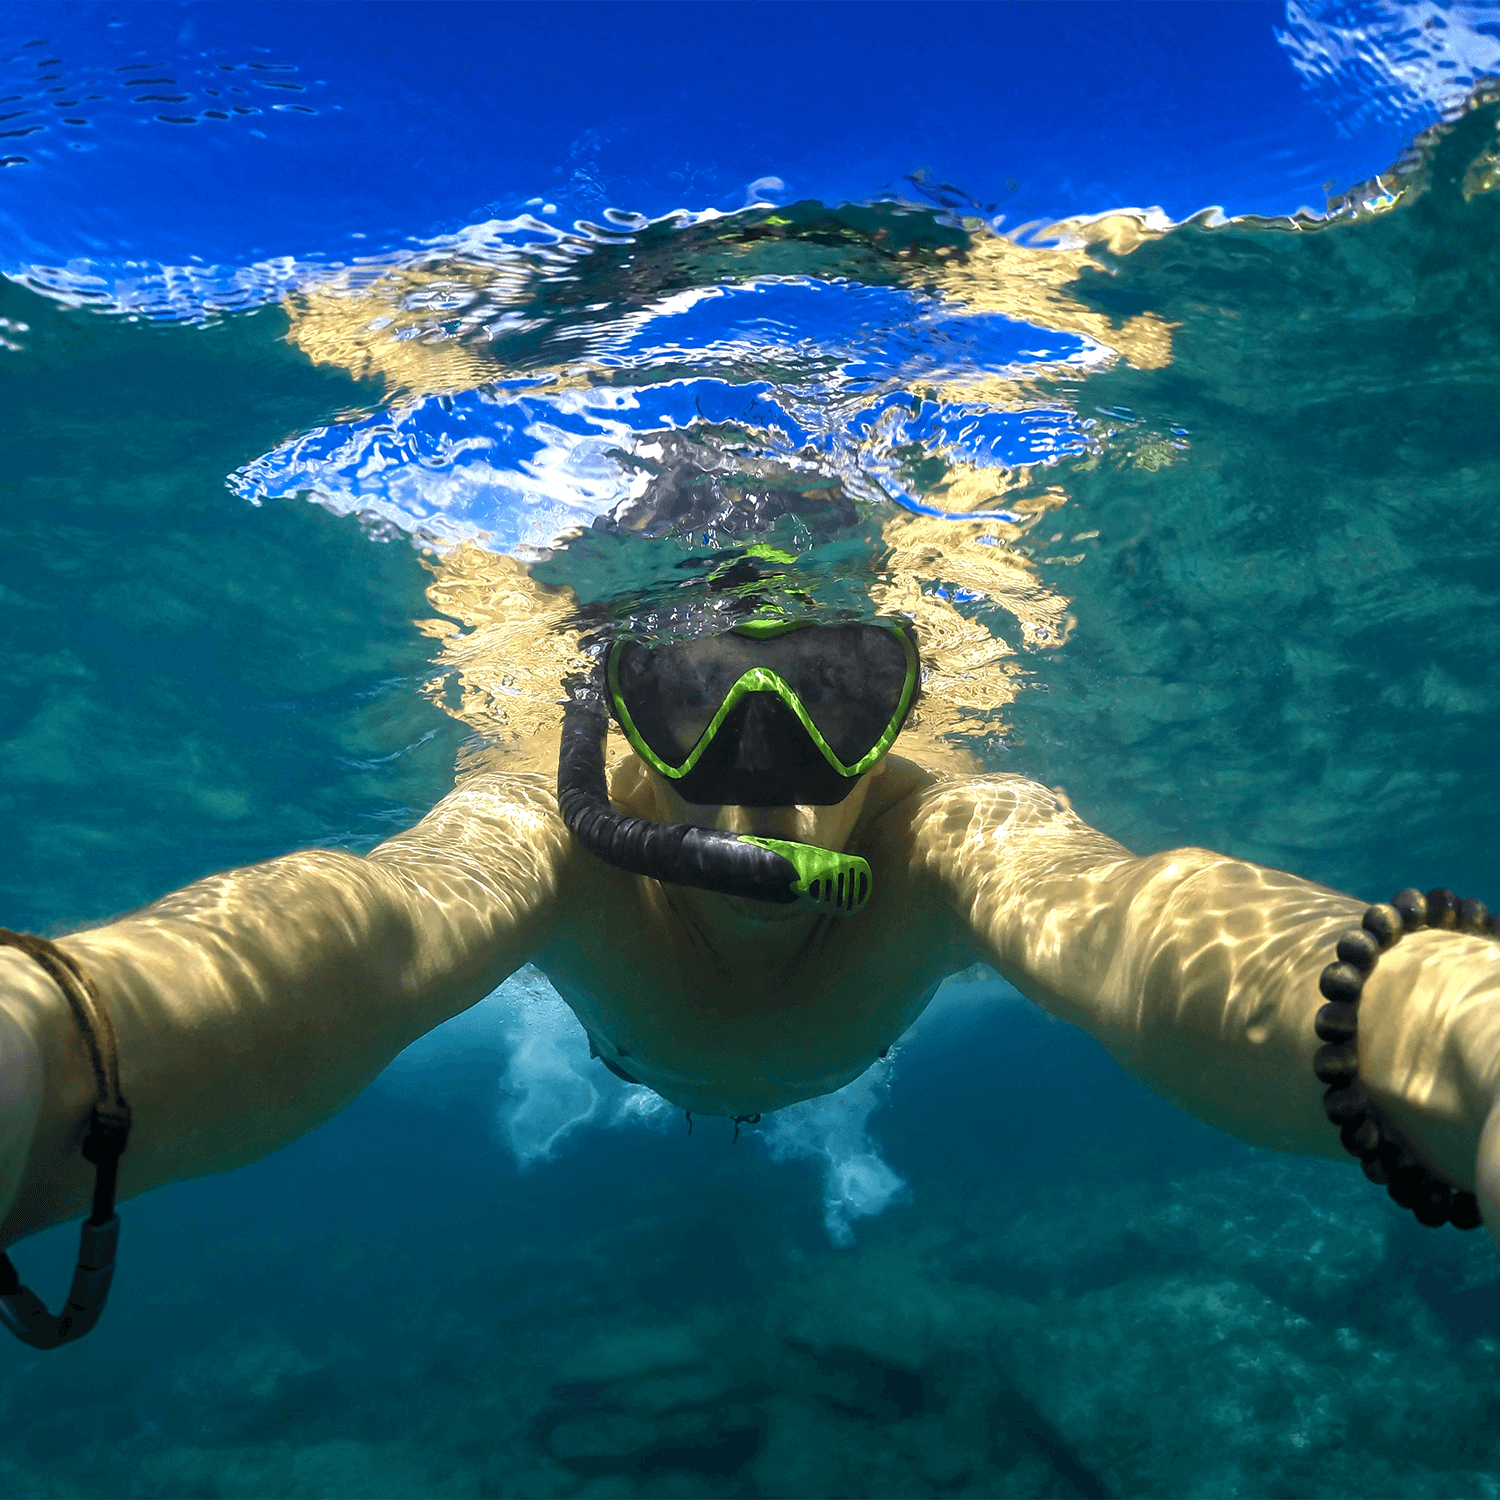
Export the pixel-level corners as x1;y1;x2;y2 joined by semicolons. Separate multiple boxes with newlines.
904;772;1500;1249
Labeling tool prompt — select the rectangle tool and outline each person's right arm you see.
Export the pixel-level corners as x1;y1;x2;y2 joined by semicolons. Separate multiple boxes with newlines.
0;769;570;1247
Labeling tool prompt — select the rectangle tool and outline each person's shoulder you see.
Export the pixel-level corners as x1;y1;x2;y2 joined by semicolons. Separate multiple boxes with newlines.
867;759;1062;829
869;766;1135;903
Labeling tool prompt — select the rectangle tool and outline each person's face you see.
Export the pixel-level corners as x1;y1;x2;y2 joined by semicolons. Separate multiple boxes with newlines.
643;756;886;854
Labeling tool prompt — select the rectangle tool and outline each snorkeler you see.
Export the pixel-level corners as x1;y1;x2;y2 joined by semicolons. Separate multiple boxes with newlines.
3;611;1500;1347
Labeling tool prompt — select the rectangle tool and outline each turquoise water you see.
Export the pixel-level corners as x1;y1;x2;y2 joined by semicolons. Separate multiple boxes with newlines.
3;92;1500;1500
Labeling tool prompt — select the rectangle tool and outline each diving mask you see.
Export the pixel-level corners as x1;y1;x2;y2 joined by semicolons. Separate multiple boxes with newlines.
557;619;920;915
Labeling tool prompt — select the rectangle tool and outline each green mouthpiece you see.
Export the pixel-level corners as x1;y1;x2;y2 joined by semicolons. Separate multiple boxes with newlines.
739;837;873;915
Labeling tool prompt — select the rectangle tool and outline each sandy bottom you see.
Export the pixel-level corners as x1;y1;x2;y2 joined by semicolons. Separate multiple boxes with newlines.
2;977;1497;1500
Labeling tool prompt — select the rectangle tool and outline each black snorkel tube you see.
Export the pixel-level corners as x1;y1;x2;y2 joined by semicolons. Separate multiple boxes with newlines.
557;677;873;915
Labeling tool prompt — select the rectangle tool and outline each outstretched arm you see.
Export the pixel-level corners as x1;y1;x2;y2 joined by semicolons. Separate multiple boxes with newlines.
0;770;569;1246
910;773;1500;1249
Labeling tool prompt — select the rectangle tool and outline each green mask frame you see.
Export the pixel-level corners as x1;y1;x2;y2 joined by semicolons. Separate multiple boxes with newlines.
606;619;919;786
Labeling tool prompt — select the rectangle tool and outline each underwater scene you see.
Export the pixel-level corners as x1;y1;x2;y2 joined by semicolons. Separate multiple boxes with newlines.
4;2;1500;1496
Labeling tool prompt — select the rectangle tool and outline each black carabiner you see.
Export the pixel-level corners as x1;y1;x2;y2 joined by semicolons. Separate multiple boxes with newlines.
0;1212;120;1350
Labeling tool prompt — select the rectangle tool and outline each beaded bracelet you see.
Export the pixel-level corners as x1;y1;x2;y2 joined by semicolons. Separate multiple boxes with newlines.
1314;887;1496;1231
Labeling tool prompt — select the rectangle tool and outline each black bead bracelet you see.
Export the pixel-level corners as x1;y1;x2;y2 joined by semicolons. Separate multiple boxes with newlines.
1315;887;1497;1231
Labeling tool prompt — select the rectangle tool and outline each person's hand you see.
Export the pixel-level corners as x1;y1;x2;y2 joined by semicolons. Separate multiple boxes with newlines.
1478;1106;1500;1256
0;991;43;1235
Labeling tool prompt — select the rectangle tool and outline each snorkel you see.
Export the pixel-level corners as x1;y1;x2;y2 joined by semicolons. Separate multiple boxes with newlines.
556;619;919;916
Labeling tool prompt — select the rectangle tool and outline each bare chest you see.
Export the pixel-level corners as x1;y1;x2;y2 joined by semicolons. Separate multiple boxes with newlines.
531;862;960;1114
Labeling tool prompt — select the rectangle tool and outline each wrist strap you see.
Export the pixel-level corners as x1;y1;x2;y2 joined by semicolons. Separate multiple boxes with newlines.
0;929;131;1348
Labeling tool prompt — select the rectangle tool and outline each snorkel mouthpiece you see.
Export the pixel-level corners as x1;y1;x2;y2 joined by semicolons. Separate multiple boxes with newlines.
740;837;872;915
558;680;874;915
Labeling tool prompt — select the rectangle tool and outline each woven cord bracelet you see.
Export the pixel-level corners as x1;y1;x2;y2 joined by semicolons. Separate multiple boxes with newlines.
1314;887;1492;1231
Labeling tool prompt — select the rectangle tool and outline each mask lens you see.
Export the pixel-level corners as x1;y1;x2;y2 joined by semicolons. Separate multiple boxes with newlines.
612;636;756;764
611;623;915;773
770;626;912;763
